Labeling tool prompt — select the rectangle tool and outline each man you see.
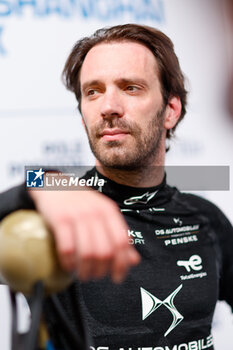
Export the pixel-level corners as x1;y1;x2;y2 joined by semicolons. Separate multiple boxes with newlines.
0;24;233;350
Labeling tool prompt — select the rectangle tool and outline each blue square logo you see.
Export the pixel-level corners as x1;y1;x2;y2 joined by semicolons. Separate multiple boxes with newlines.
26;168;45;188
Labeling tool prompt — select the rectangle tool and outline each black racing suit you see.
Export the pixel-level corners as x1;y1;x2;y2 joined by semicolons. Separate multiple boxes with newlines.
0;167;233;350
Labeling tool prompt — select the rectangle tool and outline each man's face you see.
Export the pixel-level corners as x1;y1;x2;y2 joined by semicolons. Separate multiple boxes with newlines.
80;41;167;169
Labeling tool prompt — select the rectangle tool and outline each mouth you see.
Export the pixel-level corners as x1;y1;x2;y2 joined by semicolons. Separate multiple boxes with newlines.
99;128;130;141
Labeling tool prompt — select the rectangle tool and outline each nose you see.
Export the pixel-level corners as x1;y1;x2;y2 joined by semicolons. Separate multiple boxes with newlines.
100;88;124;119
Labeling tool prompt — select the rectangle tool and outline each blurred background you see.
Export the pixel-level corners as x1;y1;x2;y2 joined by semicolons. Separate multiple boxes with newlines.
0;0;233;348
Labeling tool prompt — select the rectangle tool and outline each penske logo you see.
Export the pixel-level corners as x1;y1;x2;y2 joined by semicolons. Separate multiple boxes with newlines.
140;285;183;336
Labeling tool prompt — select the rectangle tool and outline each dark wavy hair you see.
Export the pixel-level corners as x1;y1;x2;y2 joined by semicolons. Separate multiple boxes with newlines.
62;23;187;139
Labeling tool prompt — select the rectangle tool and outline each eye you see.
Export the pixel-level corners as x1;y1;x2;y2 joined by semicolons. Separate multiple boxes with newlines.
125;85;138;92
87;89;98;96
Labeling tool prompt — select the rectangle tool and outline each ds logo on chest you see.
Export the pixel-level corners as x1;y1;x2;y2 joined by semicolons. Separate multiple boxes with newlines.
140;284;183;336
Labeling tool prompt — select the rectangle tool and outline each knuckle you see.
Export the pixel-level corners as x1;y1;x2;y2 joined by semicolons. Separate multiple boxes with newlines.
95;249;113;262
78;250;93;262
58;246;75;257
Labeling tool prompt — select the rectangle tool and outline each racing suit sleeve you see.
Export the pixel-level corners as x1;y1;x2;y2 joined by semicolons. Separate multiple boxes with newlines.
0;183;36;221
213;205;233;310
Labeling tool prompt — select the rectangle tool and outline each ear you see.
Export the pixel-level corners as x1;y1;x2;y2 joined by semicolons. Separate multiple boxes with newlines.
163;96;182;131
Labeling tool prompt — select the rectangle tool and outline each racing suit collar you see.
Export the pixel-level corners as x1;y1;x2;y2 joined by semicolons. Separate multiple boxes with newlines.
85;167;174;209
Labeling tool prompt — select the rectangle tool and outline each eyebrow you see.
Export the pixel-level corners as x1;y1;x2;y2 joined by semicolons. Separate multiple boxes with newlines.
81;77;149;92
81;80;103;93
116;78;149;87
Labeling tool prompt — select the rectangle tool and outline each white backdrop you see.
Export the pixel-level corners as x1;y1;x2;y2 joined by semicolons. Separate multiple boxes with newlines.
0;0;233;349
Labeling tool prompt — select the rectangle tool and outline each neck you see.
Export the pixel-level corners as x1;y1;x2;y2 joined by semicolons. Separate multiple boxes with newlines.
96;153;165;188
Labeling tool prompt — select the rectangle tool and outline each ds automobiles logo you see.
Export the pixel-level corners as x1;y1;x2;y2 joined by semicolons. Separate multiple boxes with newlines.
140;285;183;337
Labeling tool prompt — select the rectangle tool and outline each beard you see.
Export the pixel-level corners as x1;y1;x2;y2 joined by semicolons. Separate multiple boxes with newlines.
83;106;166;170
